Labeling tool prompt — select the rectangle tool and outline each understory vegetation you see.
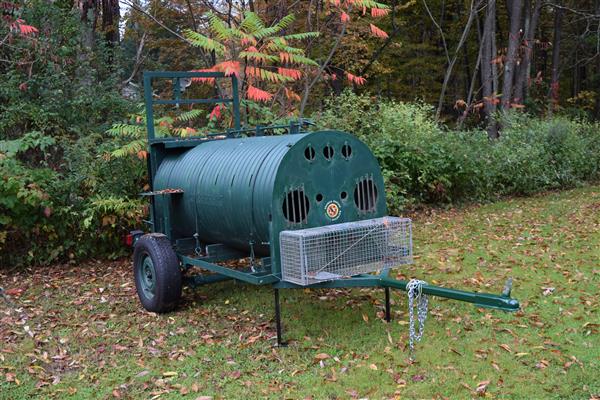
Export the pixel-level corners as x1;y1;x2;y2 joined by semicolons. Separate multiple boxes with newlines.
318;92;600;212
1;187;598;398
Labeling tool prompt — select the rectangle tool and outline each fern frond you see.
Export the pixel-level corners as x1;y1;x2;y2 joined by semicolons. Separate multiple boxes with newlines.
183;29;226;55
246;66;295;83
254;27;281;39
155;116;174;127
337;0;388;8
282;32;320;40
239;50;279;63
266;38;305;54
273;14;296;31
240;12;265;34
176;109;204;122
106;124;145;138
207;12;234;40
110;139;146;158
279;52;319;66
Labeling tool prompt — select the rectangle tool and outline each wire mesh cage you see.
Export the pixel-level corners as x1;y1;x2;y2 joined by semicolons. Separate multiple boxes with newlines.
280;217;412;286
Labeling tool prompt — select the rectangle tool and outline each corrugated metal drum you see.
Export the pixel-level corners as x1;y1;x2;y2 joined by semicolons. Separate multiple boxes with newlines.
153;131;387;259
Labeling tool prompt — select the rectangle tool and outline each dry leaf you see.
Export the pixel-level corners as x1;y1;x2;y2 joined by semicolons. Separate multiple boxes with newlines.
476;380;490;396
499;344;512;353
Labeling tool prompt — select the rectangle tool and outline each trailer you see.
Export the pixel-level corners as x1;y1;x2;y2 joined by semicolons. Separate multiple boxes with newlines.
129;71;519;350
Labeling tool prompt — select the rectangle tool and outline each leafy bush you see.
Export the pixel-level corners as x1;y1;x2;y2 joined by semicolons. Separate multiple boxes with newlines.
316;91;600;213
0;3;143;267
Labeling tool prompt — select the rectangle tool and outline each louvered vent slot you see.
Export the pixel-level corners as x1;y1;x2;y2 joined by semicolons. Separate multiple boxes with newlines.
354;176;378;212
282;187;310;224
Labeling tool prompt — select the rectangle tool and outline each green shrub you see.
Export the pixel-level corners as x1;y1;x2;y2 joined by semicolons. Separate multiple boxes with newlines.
0;2;143;267
316;91;600;213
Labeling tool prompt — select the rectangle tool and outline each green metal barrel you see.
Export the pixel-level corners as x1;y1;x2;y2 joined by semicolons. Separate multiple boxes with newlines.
153;130;387;258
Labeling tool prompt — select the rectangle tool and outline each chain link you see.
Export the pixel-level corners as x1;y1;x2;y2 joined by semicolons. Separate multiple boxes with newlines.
406;279;428;361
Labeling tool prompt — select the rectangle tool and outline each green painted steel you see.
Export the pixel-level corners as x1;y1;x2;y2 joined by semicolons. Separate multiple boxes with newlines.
272;273;520;312
140;70;520;315
138;255;156;299
153;130;387;269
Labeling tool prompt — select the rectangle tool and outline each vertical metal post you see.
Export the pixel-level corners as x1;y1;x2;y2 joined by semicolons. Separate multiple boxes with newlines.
143;73;155;141
385;287;391;322
274;289;286;347
231;75;241;131
143;72;157;231
173;78;181;107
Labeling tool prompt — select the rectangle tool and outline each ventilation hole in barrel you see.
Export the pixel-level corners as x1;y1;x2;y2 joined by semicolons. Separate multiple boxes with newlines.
340;191;347;200
316;193;323;202
304;145;315;161
341;144;352;159
354;177;378;212
323;145;334;160
282;189;310;224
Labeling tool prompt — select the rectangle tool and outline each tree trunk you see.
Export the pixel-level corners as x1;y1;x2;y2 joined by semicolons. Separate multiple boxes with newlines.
75;0;97;87
501;0;523;110
481;0;498;138
435;0;481;121
101;0;119;45
549;2;564;114
513;0;542;105
595;1;600;120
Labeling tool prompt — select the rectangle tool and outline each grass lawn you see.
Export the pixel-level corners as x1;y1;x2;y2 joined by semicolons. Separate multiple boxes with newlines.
1;186;599;399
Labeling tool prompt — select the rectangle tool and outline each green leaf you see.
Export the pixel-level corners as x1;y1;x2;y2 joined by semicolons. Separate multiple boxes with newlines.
207;12;234;40
183;29;226;55
282;32;320;40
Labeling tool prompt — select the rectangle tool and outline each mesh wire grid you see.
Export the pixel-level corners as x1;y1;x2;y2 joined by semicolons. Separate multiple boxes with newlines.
280;217;412;286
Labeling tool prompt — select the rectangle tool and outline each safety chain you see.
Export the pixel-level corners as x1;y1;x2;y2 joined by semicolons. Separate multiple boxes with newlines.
406;279;428;361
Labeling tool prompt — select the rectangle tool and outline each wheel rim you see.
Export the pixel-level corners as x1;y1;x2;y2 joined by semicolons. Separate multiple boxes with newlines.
138;253;156;300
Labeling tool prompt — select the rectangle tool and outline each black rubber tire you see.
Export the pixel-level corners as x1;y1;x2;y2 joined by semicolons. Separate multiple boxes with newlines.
133;233;182;313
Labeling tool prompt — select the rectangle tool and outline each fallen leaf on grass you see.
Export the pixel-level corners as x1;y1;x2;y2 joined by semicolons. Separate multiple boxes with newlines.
499;344;512;353
476;380;490;396
542;287;555;296
4;288;24;297
136;370;150;378
314;353;330;361
536;359;550;369
369;363;377;370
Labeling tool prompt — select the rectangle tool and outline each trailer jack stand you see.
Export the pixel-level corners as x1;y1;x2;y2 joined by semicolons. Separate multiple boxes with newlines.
384;287;391;322
274;289;287;347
